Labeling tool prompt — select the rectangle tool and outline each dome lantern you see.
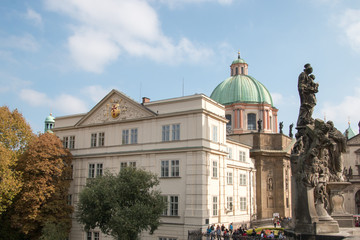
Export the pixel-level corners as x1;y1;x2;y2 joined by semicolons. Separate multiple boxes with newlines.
230;51;248;76
44;113;55;133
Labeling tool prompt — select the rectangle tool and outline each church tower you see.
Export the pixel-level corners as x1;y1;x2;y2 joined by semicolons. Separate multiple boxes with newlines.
210;53;293;220
44;113;55;133
210;52;278;134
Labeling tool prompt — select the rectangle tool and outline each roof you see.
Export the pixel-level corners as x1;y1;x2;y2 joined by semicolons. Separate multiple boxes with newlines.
210;74;274;106
344;125;356;139
45;114;55;123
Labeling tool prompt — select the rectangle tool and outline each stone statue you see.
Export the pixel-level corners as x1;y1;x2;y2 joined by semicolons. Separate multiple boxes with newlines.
257;119;262;133
290;64;347;235
279;121;283;134
297;64;319;127
358;121;360;134
289;123;294;138
349;166;353;176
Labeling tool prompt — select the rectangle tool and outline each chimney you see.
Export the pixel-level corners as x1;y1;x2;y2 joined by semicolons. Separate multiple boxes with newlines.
142;97;150;104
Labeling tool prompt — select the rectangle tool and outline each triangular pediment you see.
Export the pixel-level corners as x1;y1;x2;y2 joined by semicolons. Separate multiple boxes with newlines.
76;89;156;126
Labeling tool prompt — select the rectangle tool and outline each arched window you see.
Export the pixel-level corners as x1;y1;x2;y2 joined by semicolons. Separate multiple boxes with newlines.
248;113;256;130
235;67;238;75
225;114;232;127
241;67;244;74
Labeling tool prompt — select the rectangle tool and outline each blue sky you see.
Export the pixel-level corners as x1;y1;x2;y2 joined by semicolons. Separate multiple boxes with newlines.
1;0;360;134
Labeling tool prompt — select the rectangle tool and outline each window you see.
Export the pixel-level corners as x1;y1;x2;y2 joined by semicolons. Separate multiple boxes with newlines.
120;161;136;170
96;163;103;176
63;136;75;149
162;195;179;216
161;160;179;177
122;129;129;144
120;162;127;170
98;132;105;146
227;196;233;211
171;160;179;177
212;196;218;216
123;128;138;144
247;113;256;130
91;133;97;147
212;161;218;178
87;232;100;240
240;197;247;211
227;172;233;185
239;151;246;162
170;196;179;216
63;136;69;148
162;125;170;141
69;136;75;149
235;67;238;75
225;114;232;127
162;124;180;142
94;232;99;240
212;125;218;142
172;124;180;141
67;194;72;205
90;132;105;148
88;163;103;178
131;128;138;144
239;174;247;185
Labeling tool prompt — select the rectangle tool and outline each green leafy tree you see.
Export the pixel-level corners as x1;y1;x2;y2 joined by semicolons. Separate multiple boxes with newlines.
77;167;166;240
11;133;73;239
0;106;33;214
39;222;69;240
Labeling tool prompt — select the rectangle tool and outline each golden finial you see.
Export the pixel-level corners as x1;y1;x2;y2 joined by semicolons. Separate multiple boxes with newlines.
238;51;241;59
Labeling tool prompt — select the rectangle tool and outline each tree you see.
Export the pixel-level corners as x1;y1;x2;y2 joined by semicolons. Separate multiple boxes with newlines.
39;222;69;240
77;167;166;240
11;133;73;239
0;106;33;214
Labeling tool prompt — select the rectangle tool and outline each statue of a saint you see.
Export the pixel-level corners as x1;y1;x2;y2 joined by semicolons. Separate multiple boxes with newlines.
257;119;262;133
289;123;294;138
279;121;283;134
296;64;319;127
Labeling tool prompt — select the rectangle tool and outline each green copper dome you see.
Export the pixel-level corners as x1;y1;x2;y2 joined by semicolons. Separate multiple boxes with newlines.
210;74;274;106
45;115;55;123
231;58;246;64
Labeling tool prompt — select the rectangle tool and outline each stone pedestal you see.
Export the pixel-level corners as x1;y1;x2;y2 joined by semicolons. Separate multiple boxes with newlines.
327;182;354;228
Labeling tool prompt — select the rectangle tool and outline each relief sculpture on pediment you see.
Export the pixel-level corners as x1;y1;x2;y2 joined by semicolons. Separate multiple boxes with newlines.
82;97;150;125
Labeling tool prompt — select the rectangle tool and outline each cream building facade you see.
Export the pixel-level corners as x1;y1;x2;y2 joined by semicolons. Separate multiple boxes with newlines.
52;90;256;240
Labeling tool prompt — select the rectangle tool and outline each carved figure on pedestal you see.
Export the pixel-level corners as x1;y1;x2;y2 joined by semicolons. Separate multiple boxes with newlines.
279;121;283;134
297;64;318;127
257;119;262;132
289;123;294;138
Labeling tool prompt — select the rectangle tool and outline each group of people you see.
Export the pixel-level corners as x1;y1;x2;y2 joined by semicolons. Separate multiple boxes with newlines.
205;223;285;239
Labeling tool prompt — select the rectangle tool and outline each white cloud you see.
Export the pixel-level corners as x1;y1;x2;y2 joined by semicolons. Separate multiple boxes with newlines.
25;8;43;27
44;0;213;73
19;89;88;115
0;34;39;52
157;0;233;8
320;87;360;130
338;9;360;52
81;85;111;102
